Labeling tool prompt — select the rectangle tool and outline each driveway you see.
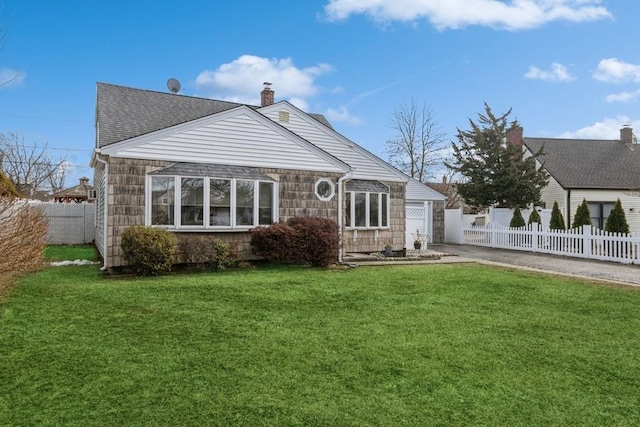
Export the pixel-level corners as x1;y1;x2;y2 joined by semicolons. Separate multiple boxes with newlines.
430;244;640;287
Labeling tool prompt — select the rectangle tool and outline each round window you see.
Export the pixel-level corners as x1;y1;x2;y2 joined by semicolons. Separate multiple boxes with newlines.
315;178;335;201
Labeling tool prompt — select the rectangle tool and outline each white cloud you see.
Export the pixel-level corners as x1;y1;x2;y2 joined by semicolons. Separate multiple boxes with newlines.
324;106;362;125
0;68;26;89
323;0;611;30
558;116;639;140
605;90;640;103
593;58;640;83
525;62;574;82
194;55;334;106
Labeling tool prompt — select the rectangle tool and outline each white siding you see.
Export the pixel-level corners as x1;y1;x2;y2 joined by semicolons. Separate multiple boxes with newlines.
104;111;346;173
569;189;640;233
406;178;445;202
541;176;566;211
262;106;405;182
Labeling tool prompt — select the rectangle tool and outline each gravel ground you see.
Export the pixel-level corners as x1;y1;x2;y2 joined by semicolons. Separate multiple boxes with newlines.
430;243;640;287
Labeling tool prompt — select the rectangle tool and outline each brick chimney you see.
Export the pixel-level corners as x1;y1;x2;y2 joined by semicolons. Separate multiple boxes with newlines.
620;126;634;149
260;82;274;107
506;125;523;147
442;175;447;184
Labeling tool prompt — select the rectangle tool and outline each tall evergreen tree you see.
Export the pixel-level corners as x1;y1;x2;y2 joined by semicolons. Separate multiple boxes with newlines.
528;208;541;225
572;199;592;229
605;199;630;234
445;103;548;210
549;201;565;230
509;206;525;228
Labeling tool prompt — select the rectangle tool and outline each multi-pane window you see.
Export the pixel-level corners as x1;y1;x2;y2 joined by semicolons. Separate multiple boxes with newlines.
148;175;276;228
346;191;390;229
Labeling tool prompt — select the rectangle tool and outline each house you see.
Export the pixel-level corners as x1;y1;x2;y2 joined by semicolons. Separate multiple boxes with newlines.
91;82;444;269
52;177;94;203
427;175;472;213
508;125;640;232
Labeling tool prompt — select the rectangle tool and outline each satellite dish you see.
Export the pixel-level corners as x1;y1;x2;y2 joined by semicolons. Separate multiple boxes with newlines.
167;78;181;94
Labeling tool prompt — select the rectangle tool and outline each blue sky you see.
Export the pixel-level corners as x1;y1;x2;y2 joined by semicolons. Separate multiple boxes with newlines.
1;0;639;188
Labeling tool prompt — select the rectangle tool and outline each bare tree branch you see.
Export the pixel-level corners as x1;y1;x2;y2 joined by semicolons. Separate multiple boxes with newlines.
0;132;68;195
385;98;447;182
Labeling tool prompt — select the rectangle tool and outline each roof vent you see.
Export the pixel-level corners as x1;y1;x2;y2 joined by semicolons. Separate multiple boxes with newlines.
278;110;290;123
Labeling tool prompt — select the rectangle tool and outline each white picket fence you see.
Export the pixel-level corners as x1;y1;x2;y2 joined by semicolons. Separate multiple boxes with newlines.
463;222;640;265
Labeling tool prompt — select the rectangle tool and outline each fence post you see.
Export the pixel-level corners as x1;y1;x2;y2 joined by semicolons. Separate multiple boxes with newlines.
583;225;592;258
490;222;496;248
532;223;538;252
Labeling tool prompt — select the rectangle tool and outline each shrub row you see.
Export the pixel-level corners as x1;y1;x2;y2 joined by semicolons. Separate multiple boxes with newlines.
121;227;236;276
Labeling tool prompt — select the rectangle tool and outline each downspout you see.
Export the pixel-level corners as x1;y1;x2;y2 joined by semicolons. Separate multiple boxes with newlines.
567;189;571;229
94;153;109;271
337;171;354;263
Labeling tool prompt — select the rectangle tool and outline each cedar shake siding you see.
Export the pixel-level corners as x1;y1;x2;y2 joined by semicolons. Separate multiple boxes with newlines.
104;157;402;268
432;200;445;243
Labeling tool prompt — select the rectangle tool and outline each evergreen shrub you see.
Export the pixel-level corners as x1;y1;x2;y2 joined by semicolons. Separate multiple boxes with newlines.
509;207;526;228
605;199;630;234
121;226;176;276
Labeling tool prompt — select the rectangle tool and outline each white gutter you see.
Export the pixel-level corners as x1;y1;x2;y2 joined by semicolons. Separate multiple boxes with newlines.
337;171;354;263
94;152;109;271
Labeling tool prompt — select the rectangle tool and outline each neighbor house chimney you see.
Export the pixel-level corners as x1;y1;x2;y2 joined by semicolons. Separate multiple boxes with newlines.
620;125;634;149
442;175;447;184
506;125;523;147
260;82;274;107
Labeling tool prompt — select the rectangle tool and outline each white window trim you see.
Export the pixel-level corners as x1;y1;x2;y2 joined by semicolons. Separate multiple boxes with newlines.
346;191;390;230
146;175;278;230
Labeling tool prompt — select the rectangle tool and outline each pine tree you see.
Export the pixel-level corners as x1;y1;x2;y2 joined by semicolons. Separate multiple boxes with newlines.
572;199;592;229
549;201;565;230
605;199;630;234
528;208;541;225
510;206;526;228
445;103;548;210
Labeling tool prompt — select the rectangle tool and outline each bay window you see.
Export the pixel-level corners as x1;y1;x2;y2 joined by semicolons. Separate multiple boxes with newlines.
147;172;277;229
345;180;390;229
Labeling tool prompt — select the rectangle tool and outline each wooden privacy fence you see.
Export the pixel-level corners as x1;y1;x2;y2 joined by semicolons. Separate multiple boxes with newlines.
29;202;95;245
463;223;640;265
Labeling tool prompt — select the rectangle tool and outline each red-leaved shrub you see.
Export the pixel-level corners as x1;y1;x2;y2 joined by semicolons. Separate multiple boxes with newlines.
250;216;339;266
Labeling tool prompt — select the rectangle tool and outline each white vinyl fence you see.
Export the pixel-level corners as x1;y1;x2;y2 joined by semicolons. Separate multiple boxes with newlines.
29;202;95;245
463;222;639;265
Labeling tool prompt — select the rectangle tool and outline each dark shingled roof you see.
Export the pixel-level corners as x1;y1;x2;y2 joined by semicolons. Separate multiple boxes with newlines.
96;83;333;147
524;137;640;189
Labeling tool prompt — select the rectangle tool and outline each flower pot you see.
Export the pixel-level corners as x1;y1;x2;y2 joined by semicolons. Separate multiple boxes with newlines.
413;242;421;250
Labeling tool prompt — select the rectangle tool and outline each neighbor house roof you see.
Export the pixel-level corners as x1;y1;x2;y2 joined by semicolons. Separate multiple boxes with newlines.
524;137;640;190
52;177;93;200
96;83;333;147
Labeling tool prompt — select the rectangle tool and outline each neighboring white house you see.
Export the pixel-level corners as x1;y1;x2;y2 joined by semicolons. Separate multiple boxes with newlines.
507;125;640;233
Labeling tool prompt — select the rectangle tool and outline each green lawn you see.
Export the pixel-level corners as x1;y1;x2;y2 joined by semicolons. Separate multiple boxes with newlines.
1;262;639;426
43;244;98;262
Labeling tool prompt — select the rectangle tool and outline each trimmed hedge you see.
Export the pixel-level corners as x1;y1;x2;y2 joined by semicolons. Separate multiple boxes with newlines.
251;216;339;266
177;234;237;270
121;226;176;276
